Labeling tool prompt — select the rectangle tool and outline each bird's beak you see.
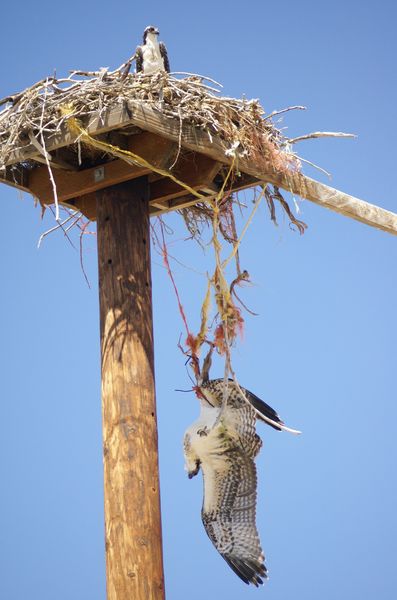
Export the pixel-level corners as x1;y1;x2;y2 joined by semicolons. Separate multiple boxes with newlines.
154;28;160;35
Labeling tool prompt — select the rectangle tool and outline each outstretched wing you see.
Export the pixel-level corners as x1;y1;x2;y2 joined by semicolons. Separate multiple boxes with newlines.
222;396;262;459
135;46;143;73
201;443;267;586
159;42;170;72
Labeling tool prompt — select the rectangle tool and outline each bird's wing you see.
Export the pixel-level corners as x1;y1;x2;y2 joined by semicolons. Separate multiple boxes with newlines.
201;441;267;586
159;42;170;72
222;400;262;459
135;46;143;72
201;379;301;434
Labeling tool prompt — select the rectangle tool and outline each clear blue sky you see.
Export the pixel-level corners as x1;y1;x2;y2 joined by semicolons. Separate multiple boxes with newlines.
0;1;396;599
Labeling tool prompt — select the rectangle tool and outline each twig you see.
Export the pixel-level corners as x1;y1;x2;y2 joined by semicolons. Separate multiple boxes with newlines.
264;105;306;120
288;131;357;144
79;221;92;288
0;77;55;107
28;130;52;160
296;155;332;179
231;286;259;316
272;186;307;235
222;188;265;269
169;72;223;87
39;79;61;221
69;69;108;77
47;206;77;248
159;219;191;340
168;106;183;170
37;210;79;248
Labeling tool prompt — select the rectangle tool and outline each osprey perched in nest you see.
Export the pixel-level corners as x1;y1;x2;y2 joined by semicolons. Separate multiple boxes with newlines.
184;379;300;586
135;25;170;74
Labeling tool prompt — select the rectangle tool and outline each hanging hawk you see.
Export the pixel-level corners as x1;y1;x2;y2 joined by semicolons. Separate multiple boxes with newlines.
135;25;170;74
183;379;300;586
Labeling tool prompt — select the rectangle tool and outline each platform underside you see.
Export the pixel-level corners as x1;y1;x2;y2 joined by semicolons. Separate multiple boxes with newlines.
1;99;396;234
0;101;261;220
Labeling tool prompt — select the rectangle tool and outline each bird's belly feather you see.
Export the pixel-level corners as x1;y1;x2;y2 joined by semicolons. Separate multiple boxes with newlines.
142;45;164;73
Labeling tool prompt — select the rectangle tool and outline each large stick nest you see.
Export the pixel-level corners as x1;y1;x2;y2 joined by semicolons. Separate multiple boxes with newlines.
0;69;300;175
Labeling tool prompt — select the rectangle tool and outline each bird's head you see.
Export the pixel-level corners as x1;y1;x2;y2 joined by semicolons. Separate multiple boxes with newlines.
195;380;220;408
143;25;160;42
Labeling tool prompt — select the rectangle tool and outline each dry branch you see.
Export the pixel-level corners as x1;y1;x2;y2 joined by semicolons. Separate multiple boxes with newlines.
287;131;357;144
0;70;298;179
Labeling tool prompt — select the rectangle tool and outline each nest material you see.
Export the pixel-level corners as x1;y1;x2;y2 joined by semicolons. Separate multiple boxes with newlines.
0;69;299;176
0;67;312;382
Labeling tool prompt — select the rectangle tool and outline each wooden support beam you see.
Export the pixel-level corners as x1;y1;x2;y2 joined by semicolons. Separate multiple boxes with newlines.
67;193;96;220
28;132;177;207
149;152;221;204
268;172;397;236
96;179;165;600
150;194;201;215
3;100;397;233
29;158;149;205
30;154;79;170
149;173;259;216
67;151;222;220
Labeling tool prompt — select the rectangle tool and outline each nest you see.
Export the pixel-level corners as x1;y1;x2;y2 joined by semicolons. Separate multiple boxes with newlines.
0;69;300;176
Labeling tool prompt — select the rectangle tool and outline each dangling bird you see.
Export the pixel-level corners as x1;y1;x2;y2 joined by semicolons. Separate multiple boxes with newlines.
183;379;300;586
135;25;170;74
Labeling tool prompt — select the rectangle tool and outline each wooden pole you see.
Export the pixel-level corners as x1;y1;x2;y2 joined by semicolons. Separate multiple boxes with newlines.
96;178;165;600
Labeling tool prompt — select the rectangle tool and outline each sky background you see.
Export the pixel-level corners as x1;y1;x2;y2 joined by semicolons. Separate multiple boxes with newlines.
0;1;396;599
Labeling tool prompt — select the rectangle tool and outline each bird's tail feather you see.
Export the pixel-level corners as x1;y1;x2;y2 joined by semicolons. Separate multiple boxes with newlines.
245;390;301;435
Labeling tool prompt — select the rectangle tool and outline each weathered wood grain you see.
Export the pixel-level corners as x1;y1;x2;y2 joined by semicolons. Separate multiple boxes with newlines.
96;178;165;600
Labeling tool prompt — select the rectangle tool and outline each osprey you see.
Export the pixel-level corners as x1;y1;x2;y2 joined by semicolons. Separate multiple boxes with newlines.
183;379;300;586
135;26;170;74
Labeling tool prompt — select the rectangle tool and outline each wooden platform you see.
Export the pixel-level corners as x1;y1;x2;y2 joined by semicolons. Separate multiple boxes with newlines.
1;99;397;234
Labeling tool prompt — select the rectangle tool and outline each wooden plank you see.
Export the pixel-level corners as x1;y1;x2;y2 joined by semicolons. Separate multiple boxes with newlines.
29;158;149;205
28;132;177;206
67;193;96;220
149;153;221;204
77;191;201;218
4;100;397;234
29;154;79;170
96;178;165;600
268;172;397;236
149;173;261;216
150;194;198;215
71;152;222;220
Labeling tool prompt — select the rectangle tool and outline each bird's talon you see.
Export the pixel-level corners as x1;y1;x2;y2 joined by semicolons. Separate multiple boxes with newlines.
197;426;209;437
